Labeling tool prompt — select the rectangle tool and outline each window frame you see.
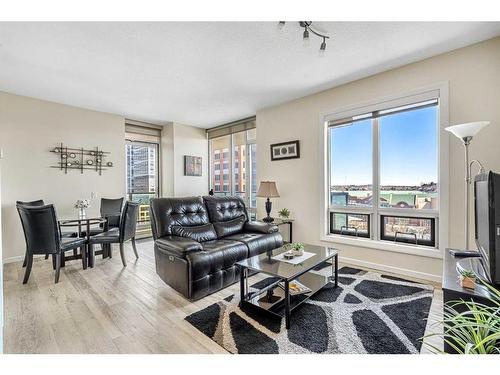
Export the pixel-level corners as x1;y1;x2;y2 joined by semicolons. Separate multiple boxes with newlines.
329;212;371;239
320;83;449;259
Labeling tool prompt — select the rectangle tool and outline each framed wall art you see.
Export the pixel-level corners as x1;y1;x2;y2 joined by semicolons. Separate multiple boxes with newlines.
184;155;202;176
270;140;300;161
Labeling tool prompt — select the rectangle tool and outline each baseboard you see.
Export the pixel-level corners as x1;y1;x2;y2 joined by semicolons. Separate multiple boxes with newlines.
340;256;442;284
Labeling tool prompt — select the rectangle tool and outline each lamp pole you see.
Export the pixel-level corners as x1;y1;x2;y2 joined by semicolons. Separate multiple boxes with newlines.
462;137;486;250
445;121;490;251
463;136;472;250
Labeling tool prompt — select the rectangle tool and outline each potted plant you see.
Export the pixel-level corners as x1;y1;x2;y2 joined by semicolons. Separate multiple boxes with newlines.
459;270;476;290
284;242;305;256
423;280;500;354
278;208;291;221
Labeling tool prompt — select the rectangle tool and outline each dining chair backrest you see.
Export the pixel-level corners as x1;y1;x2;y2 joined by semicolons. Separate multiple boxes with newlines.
119;201;139;242
101;197;124;228
17;204;61;255
16;199;45;207
16;199;46;247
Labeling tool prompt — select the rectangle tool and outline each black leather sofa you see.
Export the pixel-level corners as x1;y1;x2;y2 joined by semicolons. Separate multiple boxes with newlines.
150;196;284;300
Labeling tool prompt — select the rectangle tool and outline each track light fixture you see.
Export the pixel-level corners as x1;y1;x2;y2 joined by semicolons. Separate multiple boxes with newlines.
278;21;330;53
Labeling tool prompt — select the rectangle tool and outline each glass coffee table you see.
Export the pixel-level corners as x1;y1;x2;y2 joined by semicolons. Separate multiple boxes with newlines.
236;243;338;329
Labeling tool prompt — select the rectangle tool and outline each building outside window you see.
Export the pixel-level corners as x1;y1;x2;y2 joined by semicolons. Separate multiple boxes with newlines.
327;96;439;248
125;122;162;238
208;119;257;219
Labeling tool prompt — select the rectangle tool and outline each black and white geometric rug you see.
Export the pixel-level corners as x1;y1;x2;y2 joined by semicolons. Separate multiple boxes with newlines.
185;265;434;354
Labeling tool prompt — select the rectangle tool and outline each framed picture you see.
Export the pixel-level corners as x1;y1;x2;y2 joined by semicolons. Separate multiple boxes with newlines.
270;140;300;161
184;155;202;176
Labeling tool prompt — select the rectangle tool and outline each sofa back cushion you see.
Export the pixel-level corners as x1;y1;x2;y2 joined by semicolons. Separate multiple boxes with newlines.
213;215;246;238
203;196;248;223
150;197;210;238
172;223;217;243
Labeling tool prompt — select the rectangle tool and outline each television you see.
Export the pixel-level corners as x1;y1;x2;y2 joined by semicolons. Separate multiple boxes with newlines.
474;171;500;285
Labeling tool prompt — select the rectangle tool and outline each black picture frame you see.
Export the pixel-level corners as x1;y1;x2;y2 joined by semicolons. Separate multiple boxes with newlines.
270;140;300;161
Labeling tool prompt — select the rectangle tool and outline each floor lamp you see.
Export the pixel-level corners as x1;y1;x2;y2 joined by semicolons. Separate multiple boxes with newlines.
445;121;490;250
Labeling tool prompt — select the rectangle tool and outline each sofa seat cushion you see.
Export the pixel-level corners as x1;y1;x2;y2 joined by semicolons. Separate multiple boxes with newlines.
156;236;203;258
213;215;246;238
171;223;217;242
188;240;248;281
225;232;284;257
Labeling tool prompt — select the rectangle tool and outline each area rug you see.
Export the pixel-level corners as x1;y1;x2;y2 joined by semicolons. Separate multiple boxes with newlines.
185;265;434;354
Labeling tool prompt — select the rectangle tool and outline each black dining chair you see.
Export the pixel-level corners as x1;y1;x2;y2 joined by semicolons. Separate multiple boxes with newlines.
17;204;88;284
16;200;48;267
73;197;125;237
17;200;78;267
88;201;139;267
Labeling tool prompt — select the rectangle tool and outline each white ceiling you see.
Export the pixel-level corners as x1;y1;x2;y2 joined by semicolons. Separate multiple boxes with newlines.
1;22;499;128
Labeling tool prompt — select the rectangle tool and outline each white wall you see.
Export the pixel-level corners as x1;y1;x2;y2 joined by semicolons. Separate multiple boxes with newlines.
160;122;208;197
0;92;126;262
171;123;208;197
256;37;500;282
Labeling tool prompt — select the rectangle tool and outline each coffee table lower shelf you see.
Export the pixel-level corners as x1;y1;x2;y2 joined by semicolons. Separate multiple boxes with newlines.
238;255;338;329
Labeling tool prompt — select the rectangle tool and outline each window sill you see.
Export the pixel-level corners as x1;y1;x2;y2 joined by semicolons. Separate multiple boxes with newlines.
321;234;443;259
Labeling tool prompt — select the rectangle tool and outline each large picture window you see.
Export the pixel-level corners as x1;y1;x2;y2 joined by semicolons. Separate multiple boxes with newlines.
327;96;439;248
208;118;257;219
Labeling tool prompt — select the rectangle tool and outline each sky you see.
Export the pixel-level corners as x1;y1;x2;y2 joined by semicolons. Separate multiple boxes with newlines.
330;106;438;186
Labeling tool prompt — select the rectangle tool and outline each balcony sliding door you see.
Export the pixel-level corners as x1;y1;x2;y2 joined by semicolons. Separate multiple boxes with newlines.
125;123;162;238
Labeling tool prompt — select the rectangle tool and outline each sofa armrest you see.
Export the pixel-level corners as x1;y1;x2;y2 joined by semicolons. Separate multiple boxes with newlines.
155;236;203;258
244;221;279;234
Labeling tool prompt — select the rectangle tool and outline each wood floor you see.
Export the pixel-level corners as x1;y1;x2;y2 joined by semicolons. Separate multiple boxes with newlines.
2;239;443;354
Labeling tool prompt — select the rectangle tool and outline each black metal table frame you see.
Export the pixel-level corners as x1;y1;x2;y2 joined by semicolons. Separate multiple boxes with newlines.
59;216;115;267
238;252;338;329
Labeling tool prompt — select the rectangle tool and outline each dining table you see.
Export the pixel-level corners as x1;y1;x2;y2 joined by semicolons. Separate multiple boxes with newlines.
58;215;118;267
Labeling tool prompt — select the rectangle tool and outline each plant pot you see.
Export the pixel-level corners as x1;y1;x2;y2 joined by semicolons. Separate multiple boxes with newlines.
292;249;304;257
460;276;476;289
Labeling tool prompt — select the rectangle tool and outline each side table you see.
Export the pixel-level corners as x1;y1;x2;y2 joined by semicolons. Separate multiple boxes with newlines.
274;219;293;243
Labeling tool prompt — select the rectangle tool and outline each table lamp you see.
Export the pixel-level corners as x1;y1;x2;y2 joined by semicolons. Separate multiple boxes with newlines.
445;121;490;249
257;181;280;222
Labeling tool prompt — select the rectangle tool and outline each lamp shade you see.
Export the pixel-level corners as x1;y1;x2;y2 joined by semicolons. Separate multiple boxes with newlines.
445;121;490;139
257;181;280;198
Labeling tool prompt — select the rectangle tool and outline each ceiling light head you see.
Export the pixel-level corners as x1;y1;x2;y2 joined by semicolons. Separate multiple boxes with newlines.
320;38;327;51
303;27;309;40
